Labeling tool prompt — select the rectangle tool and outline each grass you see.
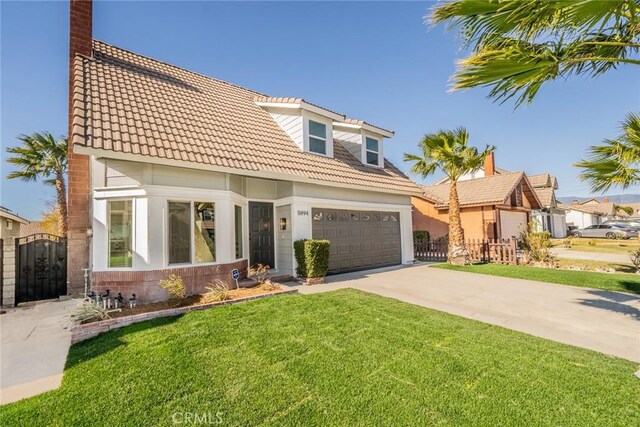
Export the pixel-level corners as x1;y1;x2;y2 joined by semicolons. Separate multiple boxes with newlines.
434;263;640;294
555;258;637;274
552;238;640;255
1;290;638;426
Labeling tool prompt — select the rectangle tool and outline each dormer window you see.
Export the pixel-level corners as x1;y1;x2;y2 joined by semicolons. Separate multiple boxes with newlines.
308;120;327;155
365;137;379;166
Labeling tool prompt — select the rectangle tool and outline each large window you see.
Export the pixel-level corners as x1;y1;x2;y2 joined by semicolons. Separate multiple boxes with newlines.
169;202;191;264
308;120;327;155
194;202;216;263
109;200;133;267
235;205;243;259
365;137;379;166
169;201;217;265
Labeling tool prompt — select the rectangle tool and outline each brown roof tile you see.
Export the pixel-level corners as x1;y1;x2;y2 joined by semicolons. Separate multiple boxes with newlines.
72;41;420;194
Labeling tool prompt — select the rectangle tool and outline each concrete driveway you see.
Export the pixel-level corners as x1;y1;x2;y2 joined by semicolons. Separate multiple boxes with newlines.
0;298;81;405
294;264;640;362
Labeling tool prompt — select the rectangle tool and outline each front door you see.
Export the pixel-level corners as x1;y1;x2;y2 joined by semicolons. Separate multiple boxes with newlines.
249;202;274;268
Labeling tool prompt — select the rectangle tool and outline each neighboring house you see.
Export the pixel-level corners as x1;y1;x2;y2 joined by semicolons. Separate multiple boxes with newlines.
528;173;567;238
412;170;541;241
0;206;29;240
561;197;633;229
65;4;420;302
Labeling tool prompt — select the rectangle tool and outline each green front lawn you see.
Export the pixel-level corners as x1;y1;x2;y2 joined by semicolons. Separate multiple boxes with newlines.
434;263;640;294
2;290;638;426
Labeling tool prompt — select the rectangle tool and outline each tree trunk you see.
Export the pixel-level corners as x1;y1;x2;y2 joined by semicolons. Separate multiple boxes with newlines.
447;179;469;265
55;170;68;237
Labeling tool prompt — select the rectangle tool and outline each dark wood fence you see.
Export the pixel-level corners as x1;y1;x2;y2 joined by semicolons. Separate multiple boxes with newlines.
415;237;518;264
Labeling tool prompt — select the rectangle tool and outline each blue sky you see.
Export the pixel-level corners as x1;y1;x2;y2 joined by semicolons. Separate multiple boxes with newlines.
1;1;638;220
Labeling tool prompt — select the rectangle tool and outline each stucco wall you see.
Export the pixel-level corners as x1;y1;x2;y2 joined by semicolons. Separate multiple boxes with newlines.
276;205;293;276
412;196;498;241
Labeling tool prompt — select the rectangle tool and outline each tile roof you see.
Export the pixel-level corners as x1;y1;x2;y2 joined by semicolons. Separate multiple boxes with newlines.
421;172;539;209
71;41;420;194
533;187;554;207
527;173;551;188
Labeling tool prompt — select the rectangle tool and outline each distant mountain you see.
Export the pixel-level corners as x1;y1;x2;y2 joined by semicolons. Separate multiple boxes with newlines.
557;194;640;204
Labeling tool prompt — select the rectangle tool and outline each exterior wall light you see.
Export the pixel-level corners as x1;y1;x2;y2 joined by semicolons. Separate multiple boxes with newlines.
279;218;287;231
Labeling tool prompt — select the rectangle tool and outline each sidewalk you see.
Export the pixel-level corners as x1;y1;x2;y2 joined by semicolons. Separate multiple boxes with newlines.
0;298;81;405
551;248;632;264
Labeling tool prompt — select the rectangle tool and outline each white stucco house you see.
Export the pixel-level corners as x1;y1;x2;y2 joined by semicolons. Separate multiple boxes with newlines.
559;203;603;229
528;173;567;238
67;40;420;302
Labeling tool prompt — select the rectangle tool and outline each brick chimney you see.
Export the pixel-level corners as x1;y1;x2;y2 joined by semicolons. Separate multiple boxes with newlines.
603;197;609;203
67;0;92;295
572;200;579;206
484;152;495;176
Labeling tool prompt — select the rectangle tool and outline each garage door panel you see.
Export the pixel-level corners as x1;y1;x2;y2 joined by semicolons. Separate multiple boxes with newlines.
312;208;402;274
499;211;528;240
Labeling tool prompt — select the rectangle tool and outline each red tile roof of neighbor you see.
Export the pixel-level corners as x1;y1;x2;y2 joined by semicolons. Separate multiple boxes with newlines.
70;41;421;195
421;172;541;210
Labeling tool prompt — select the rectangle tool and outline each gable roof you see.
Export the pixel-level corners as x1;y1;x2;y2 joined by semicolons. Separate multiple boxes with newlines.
70;41;421;195
527;173;551;188
533;187;554;207
421;172;541;209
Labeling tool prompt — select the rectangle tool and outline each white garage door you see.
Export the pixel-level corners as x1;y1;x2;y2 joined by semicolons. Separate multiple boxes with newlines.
499;211;528;240
552;214;566;238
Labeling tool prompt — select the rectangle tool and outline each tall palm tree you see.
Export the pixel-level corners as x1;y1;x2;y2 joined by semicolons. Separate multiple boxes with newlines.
575;113;640;192
429;0;639;107
405;128;494;265
6;132;68;236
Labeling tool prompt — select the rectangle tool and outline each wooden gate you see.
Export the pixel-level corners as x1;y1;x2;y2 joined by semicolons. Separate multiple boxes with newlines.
414;237;518;264
413;237;448;262
15;234;67;305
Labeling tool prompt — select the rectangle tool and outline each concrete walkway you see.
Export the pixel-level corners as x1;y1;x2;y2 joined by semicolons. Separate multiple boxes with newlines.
289;264;640;362
551;248;632;264
0;298;81;405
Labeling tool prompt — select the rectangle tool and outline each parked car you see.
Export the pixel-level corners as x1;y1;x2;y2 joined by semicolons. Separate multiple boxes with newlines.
572;224;639;239
602;220;640;231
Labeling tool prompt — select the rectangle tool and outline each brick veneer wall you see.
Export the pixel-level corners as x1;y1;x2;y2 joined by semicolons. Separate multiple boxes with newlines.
67;0;93;295
2;238;16;307
91;259;249;303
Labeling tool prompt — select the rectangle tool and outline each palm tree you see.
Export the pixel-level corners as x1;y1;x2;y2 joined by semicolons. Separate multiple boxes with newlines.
6;132;68;236
404;128;494;265
575;113;640;192
429;0;640;107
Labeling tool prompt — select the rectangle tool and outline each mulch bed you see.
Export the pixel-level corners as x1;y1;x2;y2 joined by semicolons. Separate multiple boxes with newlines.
106;283;283;319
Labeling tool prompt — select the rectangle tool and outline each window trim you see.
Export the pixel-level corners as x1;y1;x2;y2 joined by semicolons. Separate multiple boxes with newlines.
107;198;134;269
166;199;220;267
364;136;380;166
307;119;328;155
234;204;243;260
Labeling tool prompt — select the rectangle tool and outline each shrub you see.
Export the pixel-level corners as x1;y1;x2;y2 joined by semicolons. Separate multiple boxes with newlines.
248;264;270;284
304;239;331;278
413;230;430;241
71;301;110;324
562;237;572;248
293;239;307;278
159;274;186;299
520;223;554;263
588;239;597;246
202;280;231;303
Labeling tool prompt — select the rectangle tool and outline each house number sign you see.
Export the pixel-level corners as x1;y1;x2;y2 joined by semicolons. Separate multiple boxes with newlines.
297;210;309;216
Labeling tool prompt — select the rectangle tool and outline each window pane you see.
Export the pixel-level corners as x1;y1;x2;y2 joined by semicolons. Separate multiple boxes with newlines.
169;202;191;264
194;202;216;263
366;151;379;165
309;137;326;154
109;200;132;267
309;120;326;139
235;205;243;259
366;137;378;152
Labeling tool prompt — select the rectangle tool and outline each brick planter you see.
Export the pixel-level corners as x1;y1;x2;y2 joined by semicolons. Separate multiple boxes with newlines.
71;288;297;344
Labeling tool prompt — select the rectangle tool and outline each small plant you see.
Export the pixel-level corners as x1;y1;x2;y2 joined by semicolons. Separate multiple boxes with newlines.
261;281;282;291
562;237;572;248
614;231;625;246
588;239;597;246
202;280;231;303
630;249;640;273
293;239;307;278
305;239;331;278
71;301;110;324
248;264;270;284
520;223;553;264
159;274;186;299
413;230;430;241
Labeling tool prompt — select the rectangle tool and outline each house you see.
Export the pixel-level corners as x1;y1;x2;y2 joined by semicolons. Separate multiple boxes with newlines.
412;164;541;241
0;206;29;240
559;202;603;229
65;1;420;303
561;197;635;229
528;173;567;238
